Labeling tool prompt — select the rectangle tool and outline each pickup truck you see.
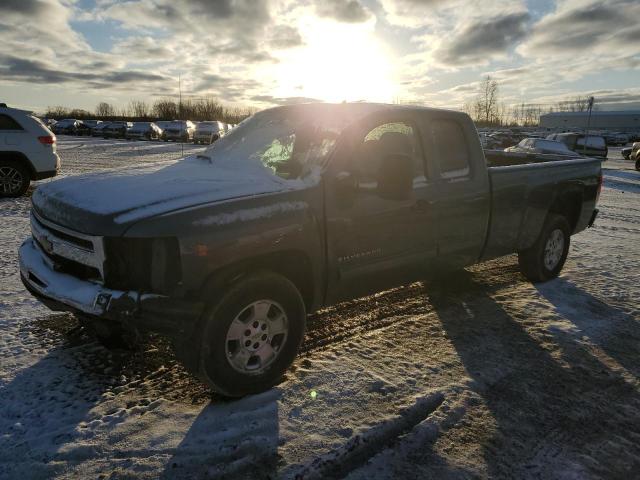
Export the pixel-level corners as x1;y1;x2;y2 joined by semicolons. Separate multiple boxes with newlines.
19;103;602;397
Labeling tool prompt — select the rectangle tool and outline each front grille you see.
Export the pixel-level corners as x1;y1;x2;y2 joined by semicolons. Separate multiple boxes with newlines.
30;212;105;282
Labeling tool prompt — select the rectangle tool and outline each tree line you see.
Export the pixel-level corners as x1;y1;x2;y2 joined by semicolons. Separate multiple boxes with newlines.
44;97;256;124
462;76;597;127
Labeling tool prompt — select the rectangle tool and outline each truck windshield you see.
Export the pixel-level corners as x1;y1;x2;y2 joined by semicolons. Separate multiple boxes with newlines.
204;109;340;180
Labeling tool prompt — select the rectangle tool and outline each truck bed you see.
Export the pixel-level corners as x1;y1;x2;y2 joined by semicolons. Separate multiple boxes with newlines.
481;156;602;260
484;149;581;167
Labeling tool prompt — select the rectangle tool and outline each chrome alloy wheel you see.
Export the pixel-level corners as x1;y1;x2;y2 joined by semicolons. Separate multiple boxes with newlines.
0;166;24;195
543;228;565;271
225;300;289;374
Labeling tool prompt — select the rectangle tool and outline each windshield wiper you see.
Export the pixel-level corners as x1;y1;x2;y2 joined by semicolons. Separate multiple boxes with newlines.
196;154;213;163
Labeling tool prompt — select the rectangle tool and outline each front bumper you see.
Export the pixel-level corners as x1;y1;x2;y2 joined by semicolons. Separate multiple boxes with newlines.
19;238;202;336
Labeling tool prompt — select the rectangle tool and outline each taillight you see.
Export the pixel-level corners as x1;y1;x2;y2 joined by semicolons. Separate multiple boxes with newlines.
38;135;56;145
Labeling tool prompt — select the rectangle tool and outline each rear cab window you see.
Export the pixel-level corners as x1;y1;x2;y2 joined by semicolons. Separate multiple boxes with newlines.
430;119;471;180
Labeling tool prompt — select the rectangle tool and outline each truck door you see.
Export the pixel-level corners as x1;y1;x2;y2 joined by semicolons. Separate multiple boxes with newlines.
324;113;438;303
426;117;490;268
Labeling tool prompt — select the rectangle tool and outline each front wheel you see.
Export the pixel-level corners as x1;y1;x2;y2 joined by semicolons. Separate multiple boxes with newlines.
197;272;306;397
0;161;30;198
518;214;571;282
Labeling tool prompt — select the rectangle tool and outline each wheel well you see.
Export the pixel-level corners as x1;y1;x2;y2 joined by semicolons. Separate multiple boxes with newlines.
549;190;582;232
0;151;36;179
199;250;316;311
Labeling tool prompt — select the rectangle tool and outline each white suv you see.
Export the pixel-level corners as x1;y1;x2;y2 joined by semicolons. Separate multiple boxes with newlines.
0;103;60;197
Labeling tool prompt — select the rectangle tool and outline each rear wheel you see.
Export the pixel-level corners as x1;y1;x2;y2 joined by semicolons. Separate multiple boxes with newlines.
518;214;571;282
0;161;30;198
197;272;306;397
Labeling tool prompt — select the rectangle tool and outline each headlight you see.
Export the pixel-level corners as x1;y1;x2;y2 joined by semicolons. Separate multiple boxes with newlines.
104;237;181;294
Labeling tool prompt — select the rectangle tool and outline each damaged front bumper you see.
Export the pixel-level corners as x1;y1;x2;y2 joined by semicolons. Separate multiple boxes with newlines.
19;237;202;337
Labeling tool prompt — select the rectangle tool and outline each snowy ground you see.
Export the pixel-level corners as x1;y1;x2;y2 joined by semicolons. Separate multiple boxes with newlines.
1;137;639;479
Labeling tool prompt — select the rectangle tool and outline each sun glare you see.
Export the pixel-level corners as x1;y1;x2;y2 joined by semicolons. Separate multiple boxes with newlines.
270;19;396;103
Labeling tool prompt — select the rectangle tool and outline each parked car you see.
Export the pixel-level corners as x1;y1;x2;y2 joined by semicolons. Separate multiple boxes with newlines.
546;133;608;159
81;120;102;135
75;121;93;136
52;119;80;135
193;121;226;144
103;121;132;139
127;122;163;140
604;132;630;146
479;133;501;150
92;122;111;137
161;120;196;142
20;103;602;397
630;143;640;171
155;121;172;131
487;132;516;148
505;138;580;157
0;103;59;197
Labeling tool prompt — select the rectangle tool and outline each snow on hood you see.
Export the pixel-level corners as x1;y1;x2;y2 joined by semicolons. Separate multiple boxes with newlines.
32;155;307;230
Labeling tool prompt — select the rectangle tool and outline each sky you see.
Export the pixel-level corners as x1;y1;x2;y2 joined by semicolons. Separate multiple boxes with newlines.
1;0;639;114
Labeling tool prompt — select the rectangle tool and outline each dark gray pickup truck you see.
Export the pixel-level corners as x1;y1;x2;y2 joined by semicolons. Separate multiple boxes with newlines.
19;103;601;396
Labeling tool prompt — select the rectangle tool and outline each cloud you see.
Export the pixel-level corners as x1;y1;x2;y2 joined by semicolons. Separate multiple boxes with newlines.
267;24;304;49
379;0;450;28
0;54;167;87
519;0;640;59
250;95;324;105
434;12;530;65
315;0;371;23
1;0;639;114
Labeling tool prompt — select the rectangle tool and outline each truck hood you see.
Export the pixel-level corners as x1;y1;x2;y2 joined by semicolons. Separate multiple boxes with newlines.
32;155;307;236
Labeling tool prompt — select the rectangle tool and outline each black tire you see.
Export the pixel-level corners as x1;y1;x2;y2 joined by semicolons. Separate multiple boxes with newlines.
197;272;306;397
0;161;31;198
635;158;640;171
518;214;571;283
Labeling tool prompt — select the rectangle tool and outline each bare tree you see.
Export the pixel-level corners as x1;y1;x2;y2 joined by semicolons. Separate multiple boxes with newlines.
555;96;590;112
95;102;116;117
45;106;70;118
475;76;499;124
153;99;179;120
129;100;149;118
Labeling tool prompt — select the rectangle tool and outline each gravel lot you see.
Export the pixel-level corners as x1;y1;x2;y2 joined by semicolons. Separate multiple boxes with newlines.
1;137;639;479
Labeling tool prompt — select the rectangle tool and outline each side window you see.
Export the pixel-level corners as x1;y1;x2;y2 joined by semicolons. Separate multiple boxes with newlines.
431;119;470;179
354;120;425;191
0;114;24;130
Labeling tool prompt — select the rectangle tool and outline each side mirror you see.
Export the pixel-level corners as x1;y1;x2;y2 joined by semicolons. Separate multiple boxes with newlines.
377;153;414;200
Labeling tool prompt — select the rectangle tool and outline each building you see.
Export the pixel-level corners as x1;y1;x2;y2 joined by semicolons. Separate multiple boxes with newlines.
539;110;640;132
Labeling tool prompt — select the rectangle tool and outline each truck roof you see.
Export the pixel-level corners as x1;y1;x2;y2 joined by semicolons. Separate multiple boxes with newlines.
256;102;466;130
